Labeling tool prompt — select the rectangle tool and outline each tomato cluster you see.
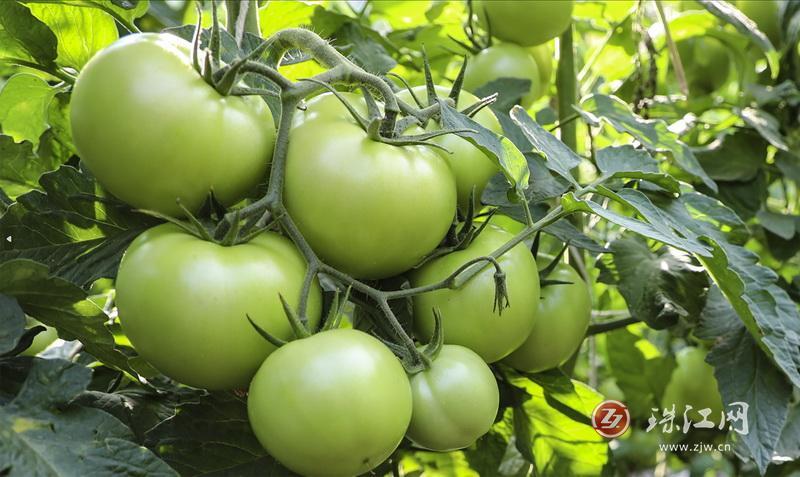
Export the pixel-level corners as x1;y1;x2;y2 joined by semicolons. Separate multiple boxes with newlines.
70;27;594;477
463;1;573;107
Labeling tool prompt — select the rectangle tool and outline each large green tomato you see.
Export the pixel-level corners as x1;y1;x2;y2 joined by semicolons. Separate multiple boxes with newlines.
285;93;457;279
20;317;58;356
248;329;412;477
397;85;502;211
662;347;724;422
463;44;541;108
116;224;321;390
473;0;574;47
503;259;591;373
406;345;499;451
412;225;540;363
529;43;554;92
71;33;275;217
675;37;731;95
737;0;781;46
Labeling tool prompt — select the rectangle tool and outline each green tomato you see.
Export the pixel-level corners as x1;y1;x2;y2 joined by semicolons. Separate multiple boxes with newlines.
662;347;724;422
737;0;781;46
473;0;574;47
529;43;554;92
675;37;731;95
463;44;542;108
20;317;58;356
71;33;275;217
116;224;321;390
285;93;457;279
397;85;502;211
248;329;412;477
406;345;499;451
412;225;540;363
503;259;591;373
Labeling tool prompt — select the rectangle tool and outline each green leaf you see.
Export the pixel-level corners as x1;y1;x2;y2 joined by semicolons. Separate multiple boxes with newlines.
757;210;799;241
145;392;295;476
597;238;709;329
0;293;26;355
0;358;176;476
0;74;58;147
438;100;530;195
696;286;792;475
21;0;148;35
510;371;609;476
0;164;157;287
603;329;675;419
509;106;581;187
577;94;717;192
258;0;315;37
0;1;57;65
476;78;533;115
311;8;396;74
694;129;765;182
24;0;118;70
0;135;63;199
595;145;680;193
697;0;780;78
0;259;133;373
737;107;789;151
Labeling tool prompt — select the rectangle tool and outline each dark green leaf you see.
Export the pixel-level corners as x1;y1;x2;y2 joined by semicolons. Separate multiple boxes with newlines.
0;1;57;65
0;294;26;355
595;145;680;193
509;106;581;187
738;107;788;151
475;78;532;114
694;129;765;182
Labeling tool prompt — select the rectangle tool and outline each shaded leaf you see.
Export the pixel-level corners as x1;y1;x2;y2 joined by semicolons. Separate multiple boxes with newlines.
509;106;581;187
595;145;680;193
0;294;26;355
0;1;57;65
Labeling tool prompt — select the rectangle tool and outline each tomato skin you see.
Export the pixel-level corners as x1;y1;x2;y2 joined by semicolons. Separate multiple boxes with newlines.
20;317;58;356
412;225;540;363
737;0;781;46
248;328;412;477
285;93;457;280
70;33;275;217
662;347;724;421
116;224;321;390
675;37;730;95
397;85;502;211
406;345;499;451
503;260;591;373
474;0;574;47
463;44;541;108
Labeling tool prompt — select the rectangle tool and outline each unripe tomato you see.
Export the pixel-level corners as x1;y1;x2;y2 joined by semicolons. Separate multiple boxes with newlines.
116;224;321;390
412;225;540;363
661;347;724;422
397;85;502;211
530;43;554;93
473;0;574;47
71;33;275;217
737;0;781;46
285;93;457;280
503;258;591;373
248;329;412;477
406;345;499;451
20;317;58;356
463;44;541;108
675;37;731;95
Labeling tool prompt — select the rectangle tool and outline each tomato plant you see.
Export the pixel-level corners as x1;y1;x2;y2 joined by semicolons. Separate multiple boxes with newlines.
248;328;412;477
70;33;275;217
1;1;800;476
116;223;322;390
406;344;499;451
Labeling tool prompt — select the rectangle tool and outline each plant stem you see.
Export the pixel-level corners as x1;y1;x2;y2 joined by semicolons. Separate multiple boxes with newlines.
586;316;641;336
226;0;261;44
7;58;76;84
556;23;578;152
655;0;688;96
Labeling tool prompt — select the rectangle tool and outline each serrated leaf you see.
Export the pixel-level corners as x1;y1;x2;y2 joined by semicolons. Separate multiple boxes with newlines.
0;164;157;287
510;371;609;476
0;74;58;147
145;392;295;476
0;358;176;477
696;286;792;474
697;0;780;77
509;106;581;187
475;78;533;114
438;100;529;194
0;259;133;373
0;294;26;355
24;1;118;69
0;1;57;65
598;238;709;329
577;94;716;192
595;145;680;193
